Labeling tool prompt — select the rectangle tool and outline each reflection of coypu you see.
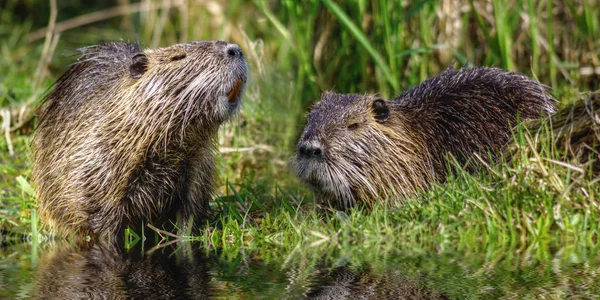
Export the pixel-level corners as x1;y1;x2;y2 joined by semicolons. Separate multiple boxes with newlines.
300;264;449;299
33;41;247;236
33;241;213;299
293;66;556;209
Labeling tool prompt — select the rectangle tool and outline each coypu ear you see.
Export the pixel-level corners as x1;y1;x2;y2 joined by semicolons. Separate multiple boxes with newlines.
372;98;390;123
130;53;149;79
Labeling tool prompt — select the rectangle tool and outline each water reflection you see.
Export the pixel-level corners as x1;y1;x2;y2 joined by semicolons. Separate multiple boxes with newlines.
32;241;213;299
299;263;449;299
1;239;597;298
28;240;448;299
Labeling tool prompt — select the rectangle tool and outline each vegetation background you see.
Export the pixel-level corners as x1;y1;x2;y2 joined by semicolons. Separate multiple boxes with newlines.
1;0;600;297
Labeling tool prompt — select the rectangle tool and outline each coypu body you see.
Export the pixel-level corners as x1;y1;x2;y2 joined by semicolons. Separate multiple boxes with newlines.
33;41;247;236
293;66;556;209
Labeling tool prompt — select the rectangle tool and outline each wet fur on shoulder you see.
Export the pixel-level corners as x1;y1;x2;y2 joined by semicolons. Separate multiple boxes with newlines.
293;66;556;209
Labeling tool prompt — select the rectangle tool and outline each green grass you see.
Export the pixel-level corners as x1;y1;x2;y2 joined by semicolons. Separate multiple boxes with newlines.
207;120;599;249
1;1;599;288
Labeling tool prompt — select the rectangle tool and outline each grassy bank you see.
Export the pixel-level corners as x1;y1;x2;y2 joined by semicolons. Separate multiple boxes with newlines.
0;0;599;250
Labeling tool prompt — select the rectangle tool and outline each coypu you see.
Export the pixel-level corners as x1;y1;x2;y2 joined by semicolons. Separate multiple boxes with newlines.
33;41;247;236
293;66;556;210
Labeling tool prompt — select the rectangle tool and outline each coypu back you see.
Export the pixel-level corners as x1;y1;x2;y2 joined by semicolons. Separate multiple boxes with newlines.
38;43;140;124
395;66;556;176
33;41;247;237
294;66;556;209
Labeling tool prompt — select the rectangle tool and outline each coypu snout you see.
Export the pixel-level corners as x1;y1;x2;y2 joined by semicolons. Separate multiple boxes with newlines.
224;43;243;58
295;139;327;191
297;140;324;159
221;43;246;105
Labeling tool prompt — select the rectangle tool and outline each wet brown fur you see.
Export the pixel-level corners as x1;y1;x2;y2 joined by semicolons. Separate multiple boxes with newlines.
33;41;247;236
293;66;556;209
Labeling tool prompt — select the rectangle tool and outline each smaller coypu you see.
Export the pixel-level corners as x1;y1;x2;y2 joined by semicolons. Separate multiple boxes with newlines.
293;66;556;209
33;41;247;236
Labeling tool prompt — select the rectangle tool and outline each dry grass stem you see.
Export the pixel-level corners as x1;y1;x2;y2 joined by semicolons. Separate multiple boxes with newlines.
1;109;14;155
25;1;183;42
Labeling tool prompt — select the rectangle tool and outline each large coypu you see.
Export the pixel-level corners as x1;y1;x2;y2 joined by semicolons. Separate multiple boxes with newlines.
293;66;556;210
33;41;247;236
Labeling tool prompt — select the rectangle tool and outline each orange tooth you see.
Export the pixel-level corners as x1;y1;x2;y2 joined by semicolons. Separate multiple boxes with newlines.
227;79;242;103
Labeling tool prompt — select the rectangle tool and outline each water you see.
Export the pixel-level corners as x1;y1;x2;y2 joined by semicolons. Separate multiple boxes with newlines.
1;239;599;299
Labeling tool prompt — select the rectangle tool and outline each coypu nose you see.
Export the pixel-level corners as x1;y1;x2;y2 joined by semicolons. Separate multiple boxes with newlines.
224;44;243;58
298;141;323;158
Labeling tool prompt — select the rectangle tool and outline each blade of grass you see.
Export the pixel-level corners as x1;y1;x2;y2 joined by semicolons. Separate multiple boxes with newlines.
321;0;399;91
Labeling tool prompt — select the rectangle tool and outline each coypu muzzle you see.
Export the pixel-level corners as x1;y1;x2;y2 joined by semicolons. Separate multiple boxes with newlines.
298;140;324;159
223;43;245;105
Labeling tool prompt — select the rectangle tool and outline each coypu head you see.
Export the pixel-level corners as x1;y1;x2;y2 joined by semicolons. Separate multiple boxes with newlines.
125;40;248;126
292;92;431;210
68;40;248;135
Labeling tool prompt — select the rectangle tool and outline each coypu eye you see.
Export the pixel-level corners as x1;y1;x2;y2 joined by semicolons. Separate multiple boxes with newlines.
347;123;359;130
170;54;186;61
372;98;390;123
130;53;148;79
